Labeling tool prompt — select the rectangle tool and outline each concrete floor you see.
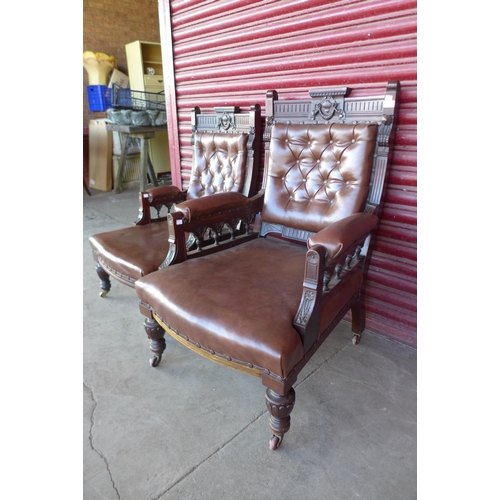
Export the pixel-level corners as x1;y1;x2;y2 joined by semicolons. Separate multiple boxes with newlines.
83;184;417;500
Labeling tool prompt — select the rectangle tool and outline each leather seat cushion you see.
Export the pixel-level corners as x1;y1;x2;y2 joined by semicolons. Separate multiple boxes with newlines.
135;237;307;379
89;221;171;282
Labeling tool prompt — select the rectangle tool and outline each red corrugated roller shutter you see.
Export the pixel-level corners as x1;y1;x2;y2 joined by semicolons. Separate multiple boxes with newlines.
159;0;417;347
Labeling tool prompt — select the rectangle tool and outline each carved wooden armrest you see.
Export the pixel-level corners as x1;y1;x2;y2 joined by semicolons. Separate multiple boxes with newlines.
135;185;187;225
146;185;184;202
307;213;378;266
161;192;264;267
175;192;249;222
292;213;378;352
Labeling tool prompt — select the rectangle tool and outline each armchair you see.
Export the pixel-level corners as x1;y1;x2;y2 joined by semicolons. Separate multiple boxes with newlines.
135;82;400;449
88;104;261;296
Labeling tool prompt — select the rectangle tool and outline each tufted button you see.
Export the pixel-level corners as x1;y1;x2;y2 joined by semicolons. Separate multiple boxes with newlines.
352;139;355;143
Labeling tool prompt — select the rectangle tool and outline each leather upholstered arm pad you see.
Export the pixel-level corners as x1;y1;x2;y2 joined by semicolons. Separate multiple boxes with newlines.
144;185;184;203
175;192;250;222
307;213;378;263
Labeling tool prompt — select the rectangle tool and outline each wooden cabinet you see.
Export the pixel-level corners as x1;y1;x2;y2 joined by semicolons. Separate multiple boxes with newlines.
125;40;170;174
143;75;165;91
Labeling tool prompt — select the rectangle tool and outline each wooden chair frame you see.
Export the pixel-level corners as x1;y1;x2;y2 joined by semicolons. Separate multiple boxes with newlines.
135;82;400;449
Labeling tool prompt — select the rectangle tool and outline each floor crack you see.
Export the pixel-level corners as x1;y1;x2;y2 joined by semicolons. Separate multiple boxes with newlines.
152;339;351;499
84;381;121;499
153;410;267;500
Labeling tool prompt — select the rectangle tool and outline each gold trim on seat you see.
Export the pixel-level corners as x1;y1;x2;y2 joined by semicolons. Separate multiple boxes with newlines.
153;313;263;378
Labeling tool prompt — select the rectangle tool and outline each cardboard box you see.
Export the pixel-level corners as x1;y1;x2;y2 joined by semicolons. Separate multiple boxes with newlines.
108;69;129;89
88;119;112;191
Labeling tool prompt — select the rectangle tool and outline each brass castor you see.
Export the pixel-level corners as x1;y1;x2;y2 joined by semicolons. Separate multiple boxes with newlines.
99;290;108;298
269;434;283;450
352;333;361;345
150;355;162;367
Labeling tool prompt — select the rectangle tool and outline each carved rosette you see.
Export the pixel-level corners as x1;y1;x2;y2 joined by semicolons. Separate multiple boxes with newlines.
309;98;343;120
217;112;234;131
308;252;318;264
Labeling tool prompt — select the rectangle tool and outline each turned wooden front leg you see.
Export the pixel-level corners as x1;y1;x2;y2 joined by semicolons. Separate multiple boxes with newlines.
265;387;296;450
144;316;166;367
351;291;366;345
95;264;111;297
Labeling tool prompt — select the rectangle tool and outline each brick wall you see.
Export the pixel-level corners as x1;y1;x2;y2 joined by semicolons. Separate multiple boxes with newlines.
83;0;161;129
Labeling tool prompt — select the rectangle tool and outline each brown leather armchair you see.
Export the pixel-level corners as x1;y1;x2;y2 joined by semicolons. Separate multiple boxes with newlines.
89;105;261;296
135;82;400;449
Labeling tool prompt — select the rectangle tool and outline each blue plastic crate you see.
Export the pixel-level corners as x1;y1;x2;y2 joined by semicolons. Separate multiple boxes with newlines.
87;85;112;112
112;86;132;109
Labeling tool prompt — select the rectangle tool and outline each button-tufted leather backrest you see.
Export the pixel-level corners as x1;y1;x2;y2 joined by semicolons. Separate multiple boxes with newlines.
262;122;378;234
187;132;249;199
